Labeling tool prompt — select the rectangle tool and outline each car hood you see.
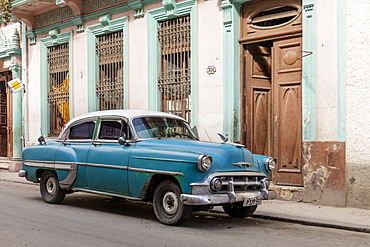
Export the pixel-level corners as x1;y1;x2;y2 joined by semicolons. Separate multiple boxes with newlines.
132;139;260;173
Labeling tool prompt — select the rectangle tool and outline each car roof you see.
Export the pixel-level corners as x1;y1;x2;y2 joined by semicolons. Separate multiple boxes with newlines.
67;110;185;124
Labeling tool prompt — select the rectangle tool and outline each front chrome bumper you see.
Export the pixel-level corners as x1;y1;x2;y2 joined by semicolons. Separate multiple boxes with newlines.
180;191;274;206
180;171;273;206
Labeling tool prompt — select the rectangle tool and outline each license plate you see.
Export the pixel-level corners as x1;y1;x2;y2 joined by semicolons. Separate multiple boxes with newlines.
243;198;262;207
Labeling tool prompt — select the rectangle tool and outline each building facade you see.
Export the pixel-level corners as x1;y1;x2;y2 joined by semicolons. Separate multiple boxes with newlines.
0;20;22;171
0;0;368;209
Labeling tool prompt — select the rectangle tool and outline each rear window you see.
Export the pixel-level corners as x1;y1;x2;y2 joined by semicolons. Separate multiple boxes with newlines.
69;122;95;139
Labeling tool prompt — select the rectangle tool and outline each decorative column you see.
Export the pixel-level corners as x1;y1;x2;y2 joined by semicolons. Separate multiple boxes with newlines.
10;29;23;161
221;0;241;142
9;63;22;161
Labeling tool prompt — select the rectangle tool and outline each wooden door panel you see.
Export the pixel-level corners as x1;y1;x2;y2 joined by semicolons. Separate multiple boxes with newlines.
273;37;303;186
243;44;272;156
276;42;302;74
279;85;301;170
253;90;270;155
0;81;6;157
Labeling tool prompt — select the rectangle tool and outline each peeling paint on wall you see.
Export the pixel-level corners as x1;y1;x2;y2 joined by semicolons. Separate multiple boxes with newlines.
302;141;346;207
304;165;331;201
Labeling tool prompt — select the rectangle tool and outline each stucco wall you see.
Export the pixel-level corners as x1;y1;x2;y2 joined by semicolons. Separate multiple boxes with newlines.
300;0;347;207
23;1;226;144
71;28;88;118
127;10;149;111
197;1;224;141
346;1;370;209
316;1;338;141
26;36;42;143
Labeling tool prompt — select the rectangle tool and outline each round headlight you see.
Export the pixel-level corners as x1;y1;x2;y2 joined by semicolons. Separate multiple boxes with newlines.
210;177;223;191
265;157;276;172
197;155;212;172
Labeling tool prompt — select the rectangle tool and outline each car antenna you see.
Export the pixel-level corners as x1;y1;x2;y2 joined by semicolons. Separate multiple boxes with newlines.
204;129;211;141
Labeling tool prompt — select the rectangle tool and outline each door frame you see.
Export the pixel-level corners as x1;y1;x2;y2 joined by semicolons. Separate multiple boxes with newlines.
239;0;303;185
0;70;13;159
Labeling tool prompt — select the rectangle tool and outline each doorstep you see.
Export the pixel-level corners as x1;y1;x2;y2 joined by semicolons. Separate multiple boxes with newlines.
269;184;304;202
0;158;22;172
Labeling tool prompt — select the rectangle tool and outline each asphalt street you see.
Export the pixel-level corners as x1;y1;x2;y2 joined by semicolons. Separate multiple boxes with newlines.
1;180;369;247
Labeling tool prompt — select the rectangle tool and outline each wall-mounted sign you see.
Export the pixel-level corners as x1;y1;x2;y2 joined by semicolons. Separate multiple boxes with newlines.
7;77;24;93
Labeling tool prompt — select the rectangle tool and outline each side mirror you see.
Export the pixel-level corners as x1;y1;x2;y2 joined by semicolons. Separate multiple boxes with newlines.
38;136;46;145
191;126;199;140
118;136;130;146
217;133;229;143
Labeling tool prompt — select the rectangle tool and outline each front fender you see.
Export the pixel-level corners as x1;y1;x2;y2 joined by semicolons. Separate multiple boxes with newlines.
128;147;204;197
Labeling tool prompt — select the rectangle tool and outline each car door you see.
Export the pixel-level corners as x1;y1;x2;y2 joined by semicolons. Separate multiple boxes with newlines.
86;118;132;195
54;119;97;188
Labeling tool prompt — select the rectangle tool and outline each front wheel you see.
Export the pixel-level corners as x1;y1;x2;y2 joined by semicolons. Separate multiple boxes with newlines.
222;203;257;218
40;171;66;204
153;180;192;226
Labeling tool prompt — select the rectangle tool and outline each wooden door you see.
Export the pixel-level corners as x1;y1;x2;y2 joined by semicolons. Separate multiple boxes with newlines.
272;37;302;185
0;81;7;157
242;37;302;186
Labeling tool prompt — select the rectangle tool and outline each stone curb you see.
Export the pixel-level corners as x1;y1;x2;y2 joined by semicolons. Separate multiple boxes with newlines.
250;214;370;234
208;207;370;234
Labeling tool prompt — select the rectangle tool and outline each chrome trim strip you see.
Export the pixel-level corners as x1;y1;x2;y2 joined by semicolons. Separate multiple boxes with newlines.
59;163;78;190
23;160;86;170
86;163;184;176
131;156;196;163
74;188;141;201
86;163;128;170
233;162;252;167
24;160;184;176
23;161;71;170
128;167;184;177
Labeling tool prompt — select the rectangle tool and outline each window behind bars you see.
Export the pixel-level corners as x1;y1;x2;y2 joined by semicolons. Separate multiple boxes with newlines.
96;31;124;110
47;43;70;137
158;16;191;122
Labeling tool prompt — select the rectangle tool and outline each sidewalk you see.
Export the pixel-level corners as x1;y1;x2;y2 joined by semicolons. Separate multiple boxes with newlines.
1;170;369;233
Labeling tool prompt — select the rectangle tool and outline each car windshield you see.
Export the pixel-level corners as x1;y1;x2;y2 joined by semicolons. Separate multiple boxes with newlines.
132;117;196;139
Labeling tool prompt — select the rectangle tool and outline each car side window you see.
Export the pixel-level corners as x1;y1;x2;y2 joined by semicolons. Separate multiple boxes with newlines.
69;122;95;139
99;120;130;140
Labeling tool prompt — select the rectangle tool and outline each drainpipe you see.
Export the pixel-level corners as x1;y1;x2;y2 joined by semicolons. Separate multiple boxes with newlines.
21;22;27;152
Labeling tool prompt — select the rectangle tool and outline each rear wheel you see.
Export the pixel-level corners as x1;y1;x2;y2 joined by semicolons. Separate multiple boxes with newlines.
222;203;257;218
153;180;192;226
40;171;66;204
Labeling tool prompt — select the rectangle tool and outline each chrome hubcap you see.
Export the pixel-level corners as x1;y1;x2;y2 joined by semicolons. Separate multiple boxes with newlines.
46;177;56;195
162;192;178;215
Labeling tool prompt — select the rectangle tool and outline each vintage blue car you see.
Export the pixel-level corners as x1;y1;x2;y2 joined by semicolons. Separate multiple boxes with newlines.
19;110;276;225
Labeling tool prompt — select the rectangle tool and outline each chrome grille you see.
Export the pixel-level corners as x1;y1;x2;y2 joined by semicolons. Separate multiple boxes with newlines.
217;176;266;192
